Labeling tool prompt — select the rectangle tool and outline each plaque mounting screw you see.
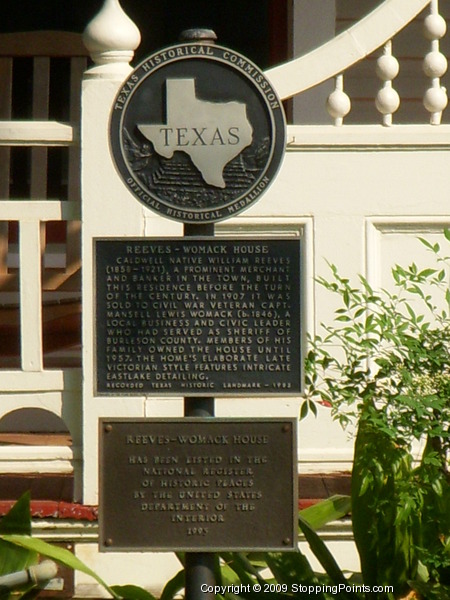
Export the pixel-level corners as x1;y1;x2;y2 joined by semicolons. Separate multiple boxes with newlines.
282;424;291;433
282;537;291;546
104;538;113;547
104;424;113;433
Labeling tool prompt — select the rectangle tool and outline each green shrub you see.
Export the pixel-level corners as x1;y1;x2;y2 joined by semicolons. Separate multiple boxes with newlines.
304;233;450;598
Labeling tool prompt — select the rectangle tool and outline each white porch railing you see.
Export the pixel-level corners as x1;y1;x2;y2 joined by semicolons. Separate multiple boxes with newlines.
267;0;447;125
0;32;87;500
0;201;79;370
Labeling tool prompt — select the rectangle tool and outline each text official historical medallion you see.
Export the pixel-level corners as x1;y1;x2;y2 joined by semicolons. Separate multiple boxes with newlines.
110;43;286;223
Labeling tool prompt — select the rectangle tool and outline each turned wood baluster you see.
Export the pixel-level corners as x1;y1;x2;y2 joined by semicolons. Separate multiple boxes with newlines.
423;0;448;125
375;40;400;126
326;74;351;126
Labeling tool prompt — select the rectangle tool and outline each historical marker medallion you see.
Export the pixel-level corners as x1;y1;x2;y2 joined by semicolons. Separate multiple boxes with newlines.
99;418;297;551
110;43;286;223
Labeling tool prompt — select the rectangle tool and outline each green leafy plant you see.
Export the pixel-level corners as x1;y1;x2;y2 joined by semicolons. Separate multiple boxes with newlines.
158;494;354;600
0;492;37;599
0;492;156;600
303;233;450;598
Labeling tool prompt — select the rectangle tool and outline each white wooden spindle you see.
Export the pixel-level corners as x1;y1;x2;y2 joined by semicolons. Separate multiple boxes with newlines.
83;0;141;78
423;0;448;125
19;219;43;371
375;40;400;126
326;74;351;126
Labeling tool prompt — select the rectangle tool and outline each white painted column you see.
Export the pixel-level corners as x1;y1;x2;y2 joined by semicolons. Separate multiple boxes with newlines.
81;0;142;505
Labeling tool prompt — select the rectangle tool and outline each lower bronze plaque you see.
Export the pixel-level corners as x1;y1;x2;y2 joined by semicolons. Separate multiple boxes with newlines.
99;418;297;552
95;237;302;396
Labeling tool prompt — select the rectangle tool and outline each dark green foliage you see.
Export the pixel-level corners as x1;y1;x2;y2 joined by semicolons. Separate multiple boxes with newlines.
0;493;37;598
152;497;353;600
110;585;157;600
303;233;450;598
0;492;121;599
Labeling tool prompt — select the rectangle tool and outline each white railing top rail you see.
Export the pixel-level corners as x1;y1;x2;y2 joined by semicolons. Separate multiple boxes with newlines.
0;122;76;146
265;0;431;99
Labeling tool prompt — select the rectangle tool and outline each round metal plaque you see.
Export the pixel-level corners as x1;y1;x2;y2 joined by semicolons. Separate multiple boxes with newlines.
110;43;286;223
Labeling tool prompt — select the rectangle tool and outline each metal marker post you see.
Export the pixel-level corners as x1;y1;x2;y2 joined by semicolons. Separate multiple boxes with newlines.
184;222;216;600
181;28;218;600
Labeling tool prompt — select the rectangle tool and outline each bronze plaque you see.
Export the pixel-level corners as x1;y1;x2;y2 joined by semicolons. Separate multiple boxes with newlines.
95;238;302;396
109;43;286;223
99;418;297;552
